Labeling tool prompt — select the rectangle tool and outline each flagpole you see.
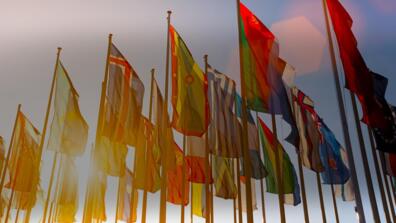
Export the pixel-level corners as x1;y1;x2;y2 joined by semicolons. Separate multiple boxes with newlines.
141;68;156;223
14;208;20;223
366;128;393;222
42;152;59;223
349;94;381;222
115;177;121;223
210;154;214;223
159;10;172;223
321;0;366;221
82;33;112;223
271;114;287;223
233;99;243;223
315;172;327;223
374;132;396;222
235;1;256;222
203;55;212;223
180;134;187;223
255;112;267;223
4;147;24;223
326;156;340;223
231;159;237;223
0;104;21;197
289;88;310;223
49;154;63;223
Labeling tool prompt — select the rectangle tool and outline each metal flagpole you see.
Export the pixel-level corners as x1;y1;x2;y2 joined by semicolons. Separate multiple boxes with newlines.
235;1;257;222
349;94;380;222
321;0;366;221
141;68;156;223
203;55;212;223
255;112;267;223
315;172;327;223
42;152;59;223
181;134;187;223
271;114;287;223
82;33;112;223
367;127;393;222
114;177;121;223
234;101;243;223
159;10;172;223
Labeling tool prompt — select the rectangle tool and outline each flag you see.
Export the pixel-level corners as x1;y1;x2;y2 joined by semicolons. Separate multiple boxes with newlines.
370;73;396;153
213;156;237;199
326;0;387;129
94;136;128;177
186;135;212;184
238;3;299;148
335;148;355;201
47;61;88;156
235;95;267;179
169;25;210;136
117;169;138;223
258;118;300;205
101;43;144;146
192;183;207;218
207;66;241;158
382;152;396;177
291;87;324;172
167;142;189;205
133;115;161;193
318;120;350;184
11;190;39;210
6;111;41;193
55;156;79;223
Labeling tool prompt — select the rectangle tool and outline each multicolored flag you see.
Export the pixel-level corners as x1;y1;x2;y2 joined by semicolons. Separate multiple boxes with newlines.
167;142;189;205
236;94;267;179
186;135;212;184
6;111;41;193
335;148;355;202
100;43;144;146
326;0;388;129
47;61;88;156
55;156;79;223
258;117;300;205
291;87;324;172
369;72;396;153
318;120;350;185
169;25;210;136
213;156;237;199
207;65;241;158
238;3;299;148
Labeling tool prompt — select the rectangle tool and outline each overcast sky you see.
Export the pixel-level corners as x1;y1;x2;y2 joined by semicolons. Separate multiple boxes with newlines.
0;0;395;222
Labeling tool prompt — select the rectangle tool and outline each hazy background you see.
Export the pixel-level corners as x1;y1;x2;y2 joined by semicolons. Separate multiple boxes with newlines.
0;0;395;222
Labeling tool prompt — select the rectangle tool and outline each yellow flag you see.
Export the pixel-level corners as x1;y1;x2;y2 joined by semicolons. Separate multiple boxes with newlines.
94;135;128;177
6;111;41;193
55;156;79;223
192;183;206;218
47;61;88;156
117;169;138;222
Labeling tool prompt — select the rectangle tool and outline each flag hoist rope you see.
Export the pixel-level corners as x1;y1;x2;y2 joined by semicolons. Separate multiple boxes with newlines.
321;0;366;222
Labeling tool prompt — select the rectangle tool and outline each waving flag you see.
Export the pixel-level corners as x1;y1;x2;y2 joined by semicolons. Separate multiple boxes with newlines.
6;111;41;193
47;61;88;156
167;142;189;205
238;3;299;148
117;169;138;223
213;156;237;199
186;135;212;184
318;120;350;184
207;66;242;158
169;25;210;136
101;43;144;146
326;0;388;129
291;87;324;172
258;118;300;205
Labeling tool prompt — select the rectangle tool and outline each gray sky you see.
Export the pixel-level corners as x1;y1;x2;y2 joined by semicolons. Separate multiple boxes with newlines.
0;0;395;222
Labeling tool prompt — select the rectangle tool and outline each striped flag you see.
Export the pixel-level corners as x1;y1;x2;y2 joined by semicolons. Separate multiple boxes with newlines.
291;87;324;172
213;156;237;199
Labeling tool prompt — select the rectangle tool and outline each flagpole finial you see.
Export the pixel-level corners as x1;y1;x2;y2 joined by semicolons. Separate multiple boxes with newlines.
204;54;208;61
167;10;172;15
109;33;113;39
57;47;62;55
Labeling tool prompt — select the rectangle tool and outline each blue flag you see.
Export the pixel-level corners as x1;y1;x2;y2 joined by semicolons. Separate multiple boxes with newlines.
319;119;350;184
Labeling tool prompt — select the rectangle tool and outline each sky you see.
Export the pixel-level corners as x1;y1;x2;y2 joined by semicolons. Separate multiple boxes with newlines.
0;0;396;222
